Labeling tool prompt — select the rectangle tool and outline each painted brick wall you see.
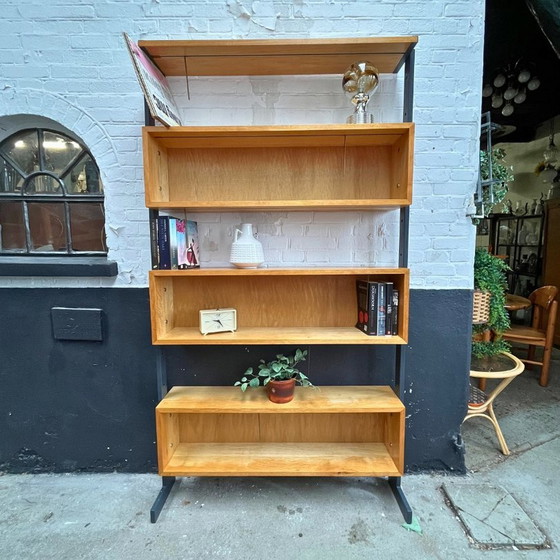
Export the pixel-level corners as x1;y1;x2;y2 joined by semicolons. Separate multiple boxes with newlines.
0;0;483;288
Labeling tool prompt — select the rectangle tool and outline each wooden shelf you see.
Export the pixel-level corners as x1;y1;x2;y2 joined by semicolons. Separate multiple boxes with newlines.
161;442;401;477
142;124;414;210
159;385;404;413
138;36;418;77
156;386;404;477
149;268;409;345
152;326;406;346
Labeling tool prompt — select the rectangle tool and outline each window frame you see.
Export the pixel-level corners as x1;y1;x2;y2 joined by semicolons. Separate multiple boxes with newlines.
0;127;107;257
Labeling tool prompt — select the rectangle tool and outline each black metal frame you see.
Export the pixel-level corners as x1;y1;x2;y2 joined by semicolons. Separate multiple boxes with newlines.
389;47;415;525
146;44;416;525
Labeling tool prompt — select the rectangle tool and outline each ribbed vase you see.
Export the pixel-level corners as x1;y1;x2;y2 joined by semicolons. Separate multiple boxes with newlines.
230;223;264;269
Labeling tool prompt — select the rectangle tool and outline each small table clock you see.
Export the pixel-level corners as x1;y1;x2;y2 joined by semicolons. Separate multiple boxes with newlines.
199;308;237;335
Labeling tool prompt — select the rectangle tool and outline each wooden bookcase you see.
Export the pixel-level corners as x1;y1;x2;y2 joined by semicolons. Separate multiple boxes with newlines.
140;36;417;523
142;124;414;211
150;267;409;345
156;386;404;477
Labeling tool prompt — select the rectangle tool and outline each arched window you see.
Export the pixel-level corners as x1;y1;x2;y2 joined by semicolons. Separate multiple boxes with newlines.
0;128;106;255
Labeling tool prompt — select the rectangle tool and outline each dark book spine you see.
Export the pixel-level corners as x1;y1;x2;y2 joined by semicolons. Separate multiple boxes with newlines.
392;289;399;336
385;282;394;336
150;215;159;270
357;280;383;335
356;280;368;333
369;282;378;335
157;216;171;269
376;282;386;335
169;217;178;270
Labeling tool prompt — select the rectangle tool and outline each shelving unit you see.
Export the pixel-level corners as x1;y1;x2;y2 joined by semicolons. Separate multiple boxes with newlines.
142;124;413;211
150;267;409;345
140;36;416;524
156;386;404;477
490;213;544;296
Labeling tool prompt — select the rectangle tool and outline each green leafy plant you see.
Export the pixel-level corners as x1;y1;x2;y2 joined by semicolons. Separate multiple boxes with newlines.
234;349;313;392
479;147;514;217
472;248;511;359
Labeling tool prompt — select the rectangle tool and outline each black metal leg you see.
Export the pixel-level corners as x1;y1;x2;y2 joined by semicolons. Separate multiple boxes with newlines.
150;476;176;523
388;477;413;524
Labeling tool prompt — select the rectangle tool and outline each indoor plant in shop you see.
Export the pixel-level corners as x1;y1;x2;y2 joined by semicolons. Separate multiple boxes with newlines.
234;348;313;403
479;147;514;217
472;248;511;360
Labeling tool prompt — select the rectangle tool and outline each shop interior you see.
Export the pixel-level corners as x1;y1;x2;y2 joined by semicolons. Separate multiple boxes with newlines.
475;0;560;305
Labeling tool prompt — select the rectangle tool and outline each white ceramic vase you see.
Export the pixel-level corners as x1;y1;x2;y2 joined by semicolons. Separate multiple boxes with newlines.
229;223;264;269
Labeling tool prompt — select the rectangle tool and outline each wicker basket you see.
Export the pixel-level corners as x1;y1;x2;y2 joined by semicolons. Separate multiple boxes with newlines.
473;290;491;324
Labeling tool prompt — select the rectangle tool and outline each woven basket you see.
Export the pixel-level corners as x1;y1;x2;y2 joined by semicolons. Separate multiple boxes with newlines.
473;290;491;324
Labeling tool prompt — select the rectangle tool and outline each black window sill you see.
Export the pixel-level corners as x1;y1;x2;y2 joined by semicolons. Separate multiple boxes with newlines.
0;256;118;277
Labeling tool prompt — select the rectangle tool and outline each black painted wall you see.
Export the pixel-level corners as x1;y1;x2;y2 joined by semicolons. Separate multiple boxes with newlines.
0;288;471;474
0;288;158;473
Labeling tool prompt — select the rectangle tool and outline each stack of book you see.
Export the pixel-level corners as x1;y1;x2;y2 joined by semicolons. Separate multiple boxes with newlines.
355;280;399;336
151;215;200;270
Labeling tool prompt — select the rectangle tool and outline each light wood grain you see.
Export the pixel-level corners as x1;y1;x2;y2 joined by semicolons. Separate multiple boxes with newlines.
159;442;402;477
143;125;413;208
146;123;412;139
153;54;406;76
151;267;408;276
149;274;174;342
146;200;409;211
177;413;261;443
385;411;405;473
139;37;417;56
149;269;409;344
259;413;388;443
158;386;404;413
156;386;404;476
154;326;406;345
138;37;417;77
156;412;180;474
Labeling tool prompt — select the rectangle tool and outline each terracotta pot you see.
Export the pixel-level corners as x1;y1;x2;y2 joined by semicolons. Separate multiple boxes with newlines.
266;378;296;404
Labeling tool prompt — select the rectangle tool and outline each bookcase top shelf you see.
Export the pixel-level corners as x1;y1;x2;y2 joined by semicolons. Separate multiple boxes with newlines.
138;36;418;77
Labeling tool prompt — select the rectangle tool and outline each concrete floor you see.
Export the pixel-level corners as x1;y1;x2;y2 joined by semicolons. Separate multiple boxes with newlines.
1;348;559;560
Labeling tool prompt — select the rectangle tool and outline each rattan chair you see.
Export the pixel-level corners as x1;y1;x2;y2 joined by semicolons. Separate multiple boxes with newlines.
472;290;491;391
502;285;558;387
465;352;525;455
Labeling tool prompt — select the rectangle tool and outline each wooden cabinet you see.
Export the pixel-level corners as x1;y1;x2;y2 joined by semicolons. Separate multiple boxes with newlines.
150;267;409;345
543;199;560;345
157;386;404;477
141;36;416;523
142;124;413;211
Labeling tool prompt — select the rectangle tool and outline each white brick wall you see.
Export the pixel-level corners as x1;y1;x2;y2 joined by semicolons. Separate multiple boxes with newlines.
0;0;483;289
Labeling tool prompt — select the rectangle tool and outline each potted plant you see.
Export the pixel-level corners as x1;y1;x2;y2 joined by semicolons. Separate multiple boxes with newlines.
234;348;313;404
472;248;511;360
479;147;514;216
